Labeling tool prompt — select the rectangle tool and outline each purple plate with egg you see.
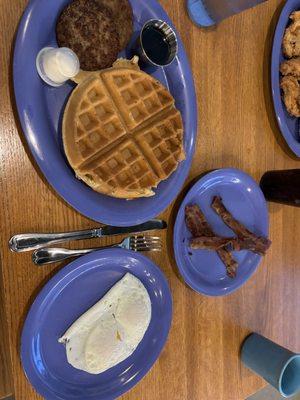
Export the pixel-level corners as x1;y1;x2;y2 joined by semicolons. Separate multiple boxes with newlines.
173;169;269;296
13;0;197;226
20;249;172;400
271;0;300;157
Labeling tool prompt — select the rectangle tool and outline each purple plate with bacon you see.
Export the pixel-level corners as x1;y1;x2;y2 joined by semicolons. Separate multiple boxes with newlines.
173;168;270;296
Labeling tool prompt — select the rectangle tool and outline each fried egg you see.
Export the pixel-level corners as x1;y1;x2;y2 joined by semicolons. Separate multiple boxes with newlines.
58;273;151;374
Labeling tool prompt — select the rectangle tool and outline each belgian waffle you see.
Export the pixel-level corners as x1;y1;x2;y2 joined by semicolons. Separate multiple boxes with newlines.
63;67;185;199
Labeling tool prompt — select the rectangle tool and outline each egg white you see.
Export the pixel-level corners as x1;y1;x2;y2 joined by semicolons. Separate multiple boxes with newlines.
59;273;151;374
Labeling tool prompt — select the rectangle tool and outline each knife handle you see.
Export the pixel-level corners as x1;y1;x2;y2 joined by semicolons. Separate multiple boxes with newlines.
8;229;99;252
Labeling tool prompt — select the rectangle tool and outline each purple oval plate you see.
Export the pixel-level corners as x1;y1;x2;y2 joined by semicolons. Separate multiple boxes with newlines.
21;249;172;400
13;0;197;226
173;169;269;296
271;0;300;157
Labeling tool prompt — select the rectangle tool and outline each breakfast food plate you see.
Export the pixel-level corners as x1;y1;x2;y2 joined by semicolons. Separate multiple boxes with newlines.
13;0;197;226
173;169;269;296
21;249;172;400
271;0;300;157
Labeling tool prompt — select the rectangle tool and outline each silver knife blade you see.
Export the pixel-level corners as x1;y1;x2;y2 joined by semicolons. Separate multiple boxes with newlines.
98;219;167;237
9;220;167;252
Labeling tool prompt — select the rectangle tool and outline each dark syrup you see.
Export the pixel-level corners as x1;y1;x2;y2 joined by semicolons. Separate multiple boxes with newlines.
141;26;171;65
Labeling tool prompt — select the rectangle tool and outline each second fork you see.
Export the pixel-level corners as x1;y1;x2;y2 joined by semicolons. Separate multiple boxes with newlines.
32;235;162;265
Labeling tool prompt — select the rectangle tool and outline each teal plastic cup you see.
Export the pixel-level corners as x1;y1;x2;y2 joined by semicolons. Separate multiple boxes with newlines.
241;333;300;398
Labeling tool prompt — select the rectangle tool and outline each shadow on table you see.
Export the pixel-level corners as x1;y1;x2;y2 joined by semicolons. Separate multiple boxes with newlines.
262;0;299;161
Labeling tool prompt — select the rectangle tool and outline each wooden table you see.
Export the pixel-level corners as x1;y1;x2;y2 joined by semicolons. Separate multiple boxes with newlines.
1;0;300;399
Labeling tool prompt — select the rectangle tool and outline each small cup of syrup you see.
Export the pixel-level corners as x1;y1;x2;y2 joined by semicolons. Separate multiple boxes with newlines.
137;19;178;67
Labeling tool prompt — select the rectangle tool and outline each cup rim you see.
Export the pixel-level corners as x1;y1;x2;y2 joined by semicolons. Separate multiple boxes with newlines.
36;47;63;87
139;18;178;67
279;354;300;398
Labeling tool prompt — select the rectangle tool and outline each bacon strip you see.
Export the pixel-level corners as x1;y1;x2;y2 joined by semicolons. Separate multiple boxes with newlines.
185;205;238;278
217;249;238;279
185;204;214;237
190;236;268;256
211;197;271;254
190;236;233;250
230;237;269;255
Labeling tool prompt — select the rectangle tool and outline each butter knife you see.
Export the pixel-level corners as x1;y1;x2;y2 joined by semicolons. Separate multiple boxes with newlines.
9;220;167;252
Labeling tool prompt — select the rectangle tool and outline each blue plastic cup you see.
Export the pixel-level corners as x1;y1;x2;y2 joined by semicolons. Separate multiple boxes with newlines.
187;0;266;27
241;333;300;398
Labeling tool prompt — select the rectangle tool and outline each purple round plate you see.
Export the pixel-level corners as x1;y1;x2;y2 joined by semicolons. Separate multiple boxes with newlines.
21;249;172;400
173;169;269;296
271;0;300;157
13;0;197;226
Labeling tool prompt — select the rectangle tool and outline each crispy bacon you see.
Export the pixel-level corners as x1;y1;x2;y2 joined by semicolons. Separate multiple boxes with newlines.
217;249;238;279
185;204;238;278
185;205;214;237
190;236;267;256
230;237;268;255
190;236;233;250
185;198;272;280
211;197;271;254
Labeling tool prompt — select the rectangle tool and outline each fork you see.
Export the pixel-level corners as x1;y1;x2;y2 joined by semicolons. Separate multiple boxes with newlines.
32;235;162;265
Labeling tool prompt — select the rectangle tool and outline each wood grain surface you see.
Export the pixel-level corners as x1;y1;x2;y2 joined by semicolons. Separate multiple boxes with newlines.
0;0;300;399
0;259;12;399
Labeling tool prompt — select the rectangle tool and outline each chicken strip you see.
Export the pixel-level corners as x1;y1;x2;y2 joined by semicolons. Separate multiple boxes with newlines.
280;57;300;77
280;75;300;117
282;11;300;58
